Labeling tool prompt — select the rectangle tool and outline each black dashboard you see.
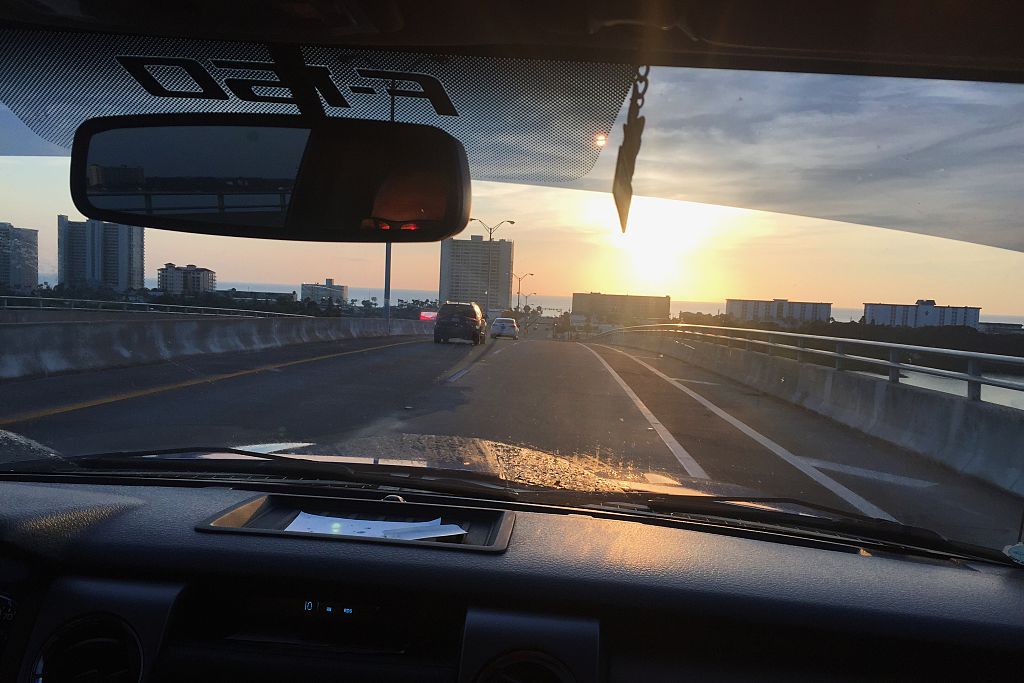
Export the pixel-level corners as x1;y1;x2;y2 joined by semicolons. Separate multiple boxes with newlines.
1;476;1023;682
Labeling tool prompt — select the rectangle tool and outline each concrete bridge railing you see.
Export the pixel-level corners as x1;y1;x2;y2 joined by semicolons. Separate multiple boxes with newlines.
0;317;433;381
596;327;1024;497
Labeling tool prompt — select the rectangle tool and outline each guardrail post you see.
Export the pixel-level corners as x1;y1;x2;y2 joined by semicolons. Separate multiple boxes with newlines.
835;342;845;371
888;349;900;383
967;359;983;401
796;339;805;363
766;335;774;356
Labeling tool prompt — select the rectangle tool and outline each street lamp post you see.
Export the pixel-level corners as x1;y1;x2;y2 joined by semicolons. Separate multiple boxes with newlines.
513;272;534;311
469;217;515;316
382;55;448;332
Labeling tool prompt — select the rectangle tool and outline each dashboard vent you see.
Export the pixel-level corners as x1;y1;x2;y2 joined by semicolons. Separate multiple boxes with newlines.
475;651;576;683
33;614;142;683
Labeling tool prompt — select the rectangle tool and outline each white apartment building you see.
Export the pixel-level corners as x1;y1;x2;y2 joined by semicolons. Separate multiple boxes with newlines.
301;278;350;305
726;298;832;325
864;299;980;329
439;235;513;313
157;263;217;295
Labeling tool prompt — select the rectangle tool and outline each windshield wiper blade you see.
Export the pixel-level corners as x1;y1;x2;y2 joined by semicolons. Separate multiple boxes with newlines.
589;494;1013;565
62;446;527;499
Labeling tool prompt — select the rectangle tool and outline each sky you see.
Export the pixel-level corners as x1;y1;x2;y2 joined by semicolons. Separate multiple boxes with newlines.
3;63;1024;314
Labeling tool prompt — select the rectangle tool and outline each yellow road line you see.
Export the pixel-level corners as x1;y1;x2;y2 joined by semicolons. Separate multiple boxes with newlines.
0;339;423;426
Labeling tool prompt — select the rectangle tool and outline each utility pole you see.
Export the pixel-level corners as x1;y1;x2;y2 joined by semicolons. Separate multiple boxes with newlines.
469;218;515;316
514;272;534;311
380;55;449;332
384;77;396;333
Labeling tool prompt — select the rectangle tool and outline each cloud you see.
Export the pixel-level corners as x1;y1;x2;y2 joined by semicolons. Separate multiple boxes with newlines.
564;67;1024;252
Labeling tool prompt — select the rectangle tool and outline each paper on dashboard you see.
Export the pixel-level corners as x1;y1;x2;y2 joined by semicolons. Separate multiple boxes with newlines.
285;511;466;540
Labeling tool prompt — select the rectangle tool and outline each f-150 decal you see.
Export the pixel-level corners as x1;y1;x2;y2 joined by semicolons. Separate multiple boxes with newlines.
116;56;458;116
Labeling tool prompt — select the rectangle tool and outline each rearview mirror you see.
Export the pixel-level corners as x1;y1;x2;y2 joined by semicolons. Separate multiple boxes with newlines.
70;114;471;242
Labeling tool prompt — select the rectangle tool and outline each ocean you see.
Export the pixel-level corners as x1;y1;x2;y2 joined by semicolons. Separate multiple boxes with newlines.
140;279;1024;324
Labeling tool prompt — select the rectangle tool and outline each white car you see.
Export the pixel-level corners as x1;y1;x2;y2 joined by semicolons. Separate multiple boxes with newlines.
490;317;520;339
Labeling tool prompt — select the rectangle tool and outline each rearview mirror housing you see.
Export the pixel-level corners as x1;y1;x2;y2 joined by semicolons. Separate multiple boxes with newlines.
70;114;471;243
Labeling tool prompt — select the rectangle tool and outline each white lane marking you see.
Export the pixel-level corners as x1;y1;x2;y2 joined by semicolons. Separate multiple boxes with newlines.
235;442;315;453
446;368;471;383
670;378;719;386
796;457;937;489
488;342;516;358
592;344;898;522
578;343;708;479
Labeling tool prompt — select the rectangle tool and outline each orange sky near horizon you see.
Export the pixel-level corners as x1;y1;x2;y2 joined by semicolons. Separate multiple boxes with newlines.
3;156;1023;314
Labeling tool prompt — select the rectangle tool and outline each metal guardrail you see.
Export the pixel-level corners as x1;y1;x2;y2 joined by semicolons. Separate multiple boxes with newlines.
594;323;1024;402
0;296;310;319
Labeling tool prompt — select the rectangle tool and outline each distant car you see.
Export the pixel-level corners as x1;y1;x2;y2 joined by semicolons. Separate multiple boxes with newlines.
434;302;488;345
490;317;519;340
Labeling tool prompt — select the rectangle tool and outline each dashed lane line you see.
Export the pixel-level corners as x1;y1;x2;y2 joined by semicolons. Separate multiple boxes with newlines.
578;343;709;479
590;344;898;522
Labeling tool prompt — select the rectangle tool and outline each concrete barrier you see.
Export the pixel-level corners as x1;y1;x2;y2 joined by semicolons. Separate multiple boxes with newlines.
600;331;1024;497
0;317;434;381
0;309;222;323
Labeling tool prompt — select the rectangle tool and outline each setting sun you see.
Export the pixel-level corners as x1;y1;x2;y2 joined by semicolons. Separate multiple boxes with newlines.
577;192;745;296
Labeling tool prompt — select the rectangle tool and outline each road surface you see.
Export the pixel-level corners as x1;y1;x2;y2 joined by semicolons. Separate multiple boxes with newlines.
1;336;1021;550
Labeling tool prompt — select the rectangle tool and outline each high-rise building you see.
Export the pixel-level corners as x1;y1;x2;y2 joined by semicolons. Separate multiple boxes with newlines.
572;292;671;323
0;222;39;292
726;298;832;325
439;235;513;313
864;299;980;329
301;278;350;305
157;263;217;295
57;215;144;292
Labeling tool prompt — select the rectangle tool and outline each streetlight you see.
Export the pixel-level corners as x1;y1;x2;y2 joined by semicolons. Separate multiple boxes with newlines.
469;217;515;316
524;292;537;308
513;272;533;310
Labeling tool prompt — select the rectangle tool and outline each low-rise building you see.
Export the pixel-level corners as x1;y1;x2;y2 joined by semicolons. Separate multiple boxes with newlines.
220;288;296;304
301;278;349;305
726;298;832;325
978;321;1023;335
863;299;980;329
571;292;670;323
157;263;217;295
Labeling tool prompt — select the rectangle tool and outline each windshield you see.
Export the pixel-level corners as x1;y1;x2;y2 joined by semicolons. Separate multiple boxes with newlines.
2;30;1023;556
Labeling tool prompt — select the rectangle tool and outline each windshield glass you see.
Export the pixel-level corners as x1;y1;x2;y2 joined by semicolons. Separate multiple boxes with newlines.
2;33;1023;556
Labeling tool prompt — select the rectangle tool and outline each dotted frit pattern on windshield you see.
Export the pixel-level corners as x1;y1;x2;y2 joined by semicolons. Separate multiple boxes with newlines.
0;29;634;183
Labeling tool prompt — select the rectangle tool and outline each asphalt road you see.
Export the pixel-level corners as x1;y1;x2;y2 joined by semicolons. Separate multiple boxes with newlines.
1;335;1021;549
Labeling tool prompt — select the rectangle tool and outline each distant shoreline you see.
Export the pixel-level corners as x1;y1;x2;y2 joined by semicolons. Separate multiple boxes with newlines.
43;275;1010;325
